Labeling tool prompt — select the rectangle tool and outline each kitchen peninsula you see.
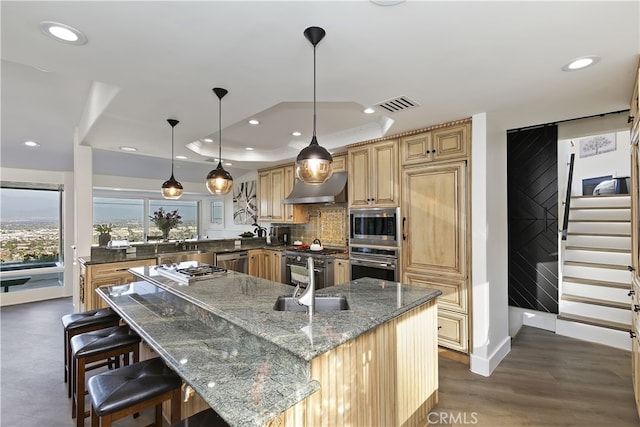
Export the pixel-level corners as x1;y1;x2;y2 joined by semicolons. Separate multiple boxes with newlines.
96;265;441;427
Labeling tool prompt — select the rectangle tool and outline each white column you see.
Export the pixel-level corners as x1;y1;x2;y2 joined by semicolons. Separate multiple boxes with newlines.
73;129;93;310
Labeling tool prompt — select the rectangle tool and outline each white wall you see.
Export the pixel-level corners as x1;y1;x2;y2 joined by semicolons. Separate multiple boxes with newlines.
470;113;511;376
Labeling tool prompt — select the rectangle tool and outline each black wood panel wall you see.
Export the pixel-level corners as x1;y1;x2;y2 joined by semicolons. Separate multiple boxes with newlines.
507;125;559;313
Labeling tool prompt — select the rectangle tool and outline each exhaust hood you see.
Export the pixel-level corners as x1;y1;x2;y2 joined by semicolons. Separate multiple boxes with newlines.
283;171;347;205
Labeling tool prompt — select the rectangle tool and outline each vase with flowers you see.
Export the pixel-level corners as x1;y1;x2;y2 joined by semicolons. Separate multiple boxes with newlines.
150;208;182;242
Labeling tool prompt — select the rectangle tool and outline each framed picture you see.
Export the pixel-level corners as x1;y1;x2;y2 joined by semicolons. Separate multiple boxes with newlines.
233;180;257;225
578;132;616;158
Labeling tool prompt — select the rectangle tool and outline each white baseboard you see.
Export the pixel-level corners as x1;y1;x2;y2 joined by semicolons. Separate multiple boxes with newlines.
470;335;511;377
509;306;557;337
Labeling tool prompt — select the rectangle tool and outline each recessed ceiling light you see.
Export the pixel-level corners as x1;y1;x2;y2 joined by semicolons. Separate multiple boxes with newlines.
363;107;375;114
248;119;260;125
39;21;87;45
371;0;406;5
203;138;213;143
119;146;137;152
292;131;302;137
562;56;600;71
245;147;254;151
24;141;40;147
224;162;232;166
175;155;187;160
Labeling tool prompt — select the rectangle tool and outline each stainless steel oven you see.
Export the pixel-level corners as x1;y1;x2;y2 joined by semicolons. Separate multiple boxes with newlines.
284;249;340;290
350;245;399;282
349;207;400;247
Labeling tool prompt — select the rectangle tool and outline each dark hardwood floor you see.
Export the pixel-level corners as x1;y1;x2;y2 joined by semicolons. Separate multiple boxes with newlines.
1;297;638;426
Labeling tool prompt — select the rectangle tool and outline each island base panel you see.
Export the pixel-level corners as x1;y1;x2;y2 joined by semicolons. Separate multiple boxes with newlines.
270;299;438;427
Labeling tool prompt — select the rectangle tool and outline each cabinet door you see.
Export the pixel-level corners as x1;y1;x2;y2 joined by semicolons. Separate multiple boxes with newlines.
371;140;399;207
402;161;467;279
348;147;371;207
334;259;350;285
403;272;467;313
401;133;432;165
438;310;469;353
283;165;308;224
332;154;347;173
272;251;283;283
260;251;272;280
432;123;469;162
269;168;285;222
248;250;262;277
258;171;271;221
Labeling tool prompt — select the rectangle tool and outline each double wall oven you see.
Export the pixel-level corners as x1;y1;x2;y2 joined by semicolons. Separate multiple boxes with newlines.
349;207;400;282
283;248;342;290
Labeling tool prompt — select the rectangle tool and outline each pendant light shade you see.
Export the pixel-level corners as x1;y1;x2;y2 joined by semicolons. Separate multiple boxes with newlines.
296;26;333;184
161;119;184;199
206;87;234;195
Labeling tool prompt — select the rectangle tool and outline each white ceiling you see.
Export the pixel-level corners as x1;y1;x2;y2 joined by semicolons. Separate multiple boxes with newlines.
2;1;639;193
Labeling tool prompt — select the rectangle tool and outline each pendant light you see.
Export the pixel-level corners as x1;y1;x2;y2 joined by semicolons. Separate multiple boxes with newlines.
206;87;234;195
161;119;184;199
295;26;333;184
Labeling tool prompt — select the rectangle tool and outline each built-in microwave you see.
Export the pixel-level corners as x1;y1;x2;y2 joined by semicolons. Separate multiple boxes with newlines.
349;207;400;247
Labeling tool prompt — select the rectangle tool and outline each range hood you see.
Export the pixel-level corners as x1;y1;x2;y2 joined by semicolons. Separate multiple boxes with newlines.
283;171;347;205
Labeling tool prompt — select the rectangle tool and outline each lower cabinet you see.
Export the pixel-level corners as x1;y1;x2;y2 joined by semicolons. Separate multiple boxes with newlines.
79;258;157;311
334;258;350;285
248;249;262;277
248;249;283;283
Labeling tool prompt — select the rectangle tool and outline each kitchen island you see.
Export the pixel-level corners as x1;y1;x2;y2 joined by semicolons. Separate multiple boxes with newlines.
96;265;441;427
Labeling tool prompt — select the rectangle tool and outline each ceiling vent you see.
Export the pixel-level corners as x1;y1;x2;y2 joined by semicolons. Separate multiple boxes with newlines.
375;96;419;113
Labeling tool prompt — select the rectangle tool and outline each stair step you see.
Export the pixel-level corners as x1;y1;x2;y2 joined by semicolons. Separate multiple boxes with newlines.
567;219;629;223
564;260;630;271
556;317;632;351
567;221;630;235
565;234;631;250
570;195;630;208
570;206;630;210
565;246;631;253
567;232;630;237
557;313;630;332
563;276;632;290
568;209;630;221
563;263;631;284
561;281;631;303
561;294;630;310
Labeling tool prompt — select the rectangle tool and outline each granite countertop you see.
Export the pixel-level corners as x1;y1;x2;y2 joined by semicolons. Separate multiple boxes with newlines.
97;267;440;427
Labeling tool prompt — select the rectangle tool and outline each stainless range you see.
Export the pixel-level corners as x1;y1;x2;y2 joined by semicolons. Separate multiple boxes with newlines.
283;248;344;289
154;262;228;285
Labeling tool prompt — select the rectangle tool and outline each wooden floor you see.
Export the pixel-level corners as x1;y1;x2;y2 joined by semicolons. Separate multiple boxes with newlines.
435;327;639;426
1;298;638;426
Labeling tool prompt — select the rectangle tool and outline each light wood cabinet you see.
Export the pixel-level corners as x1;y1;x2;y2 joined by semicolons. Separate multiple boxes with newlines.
248;249;262;277
334;258;350;285
248;249;283;283
79;258;157;311
401;123;470;166
331;153;347;173
630;61;640;419
259;164;308;224
348;140;399;208
401;120;471;355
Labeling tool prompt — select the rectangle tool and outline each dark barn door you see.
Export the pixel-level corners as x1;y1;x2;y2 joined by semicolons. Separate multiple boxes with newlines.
507;125;559;313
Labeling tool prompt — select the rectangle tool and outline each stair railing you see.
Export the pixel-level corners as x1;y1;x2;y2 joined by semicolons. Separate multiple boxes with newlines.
561;153;576;240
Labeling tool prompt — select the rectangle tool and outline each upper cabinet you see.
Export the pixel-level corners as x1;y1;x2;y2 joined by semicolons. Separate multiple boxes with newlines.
331;154;347;173
258;164;308;224
401;122;470;165
348;140;399;208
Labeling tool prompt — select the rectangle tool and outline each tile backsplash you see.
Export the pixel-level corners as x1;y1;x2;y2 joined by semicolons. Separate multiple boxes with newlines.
287;204;348;248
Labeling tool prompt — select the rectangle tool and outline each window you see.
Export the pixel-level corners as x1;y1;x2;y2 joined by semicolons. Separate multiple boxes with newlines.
0;184;63;292
93;197;198;243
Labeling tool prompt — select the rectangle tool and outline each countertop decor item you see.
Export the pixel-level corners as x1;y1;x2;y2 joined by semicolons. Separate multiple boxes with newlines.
161;118;183;199
295;26;333;185
150;208;182;241
205;87;234;195
94;223;113;247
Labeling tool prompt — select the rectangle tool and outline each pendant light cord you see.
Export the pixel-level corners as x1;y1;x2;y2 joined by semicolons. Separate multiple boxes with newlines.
171;126;175;175
218;96;222;164
313;43;317;139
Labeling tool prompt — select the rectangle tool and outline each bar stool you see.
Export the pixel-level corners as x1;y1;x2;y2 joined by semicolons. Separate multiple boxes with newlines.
87;357;182;427
170;408;229;427
61;308;121;397
71;325;141;427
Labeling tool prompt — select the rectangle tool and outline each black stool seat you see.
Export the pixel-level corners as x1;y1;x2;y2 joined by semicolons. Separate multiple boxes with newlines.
88;357;182;417
71;326;141;358
171;408;230;427
62;307;120;330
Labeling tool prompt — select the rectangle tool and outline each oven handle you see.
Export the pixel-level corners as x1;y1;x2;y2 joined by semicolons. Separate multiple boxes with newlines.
285;263;322;273
350;257;397;270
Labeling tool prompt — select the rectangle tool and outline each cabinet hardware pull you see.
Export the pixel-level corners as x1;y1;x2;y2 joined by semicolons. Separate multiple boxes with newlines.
115;268;129;272
630;331;637;339
634;305;640;313
628;115;635;124
402;217;407;240
629;290;636;297
628;265;636;272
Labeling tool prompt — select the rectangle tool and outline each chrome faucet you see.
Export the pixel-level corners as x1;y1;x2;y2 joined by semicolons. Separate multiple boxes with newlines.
293;257;315;316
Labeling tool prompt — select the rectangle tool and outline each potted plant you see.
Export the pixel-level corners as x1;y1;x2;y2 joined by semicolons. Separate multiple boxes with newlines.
94;223;113;247
252;221;267;238
150;208;182;241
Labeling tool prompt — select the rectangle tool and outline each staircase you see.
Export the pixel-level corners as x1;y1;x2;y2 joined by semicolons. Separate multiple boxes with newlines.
556;194;633;351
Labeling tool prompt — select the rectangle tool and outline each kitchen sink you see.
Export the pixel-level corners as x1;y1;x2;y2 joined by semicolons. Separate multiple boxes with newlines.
156;251;214;265
273;295;350;313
